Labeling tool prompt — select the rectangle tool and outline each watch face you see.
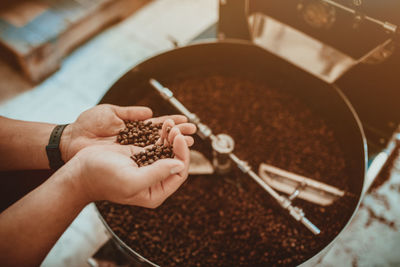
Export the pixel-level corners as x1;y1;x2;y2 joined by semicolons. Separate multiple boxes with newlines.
301;0;336;29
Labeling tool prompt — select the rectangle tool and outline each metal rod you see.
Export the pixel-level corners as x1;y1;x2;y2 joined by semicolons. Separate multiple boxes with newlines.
320;0;398;34
260;164;345;197
229;153;320;235
321;0;355;14
150;79;199;123
149;78;321;235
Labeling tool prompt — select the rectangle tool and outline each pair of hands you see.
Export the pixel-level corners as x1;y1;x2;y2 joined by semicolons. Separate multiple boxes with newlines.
59;104;196;208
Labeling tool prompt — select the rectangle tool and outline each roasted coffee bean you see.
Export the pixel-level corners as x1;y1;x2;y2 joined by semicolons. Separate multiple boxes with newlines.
98;73;358;266
117;120;162;147
130;144;174;167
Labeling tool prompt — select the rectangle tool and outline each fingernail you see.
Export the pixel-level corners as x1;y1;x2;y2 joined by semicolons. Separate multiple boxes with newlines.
170;164;184;174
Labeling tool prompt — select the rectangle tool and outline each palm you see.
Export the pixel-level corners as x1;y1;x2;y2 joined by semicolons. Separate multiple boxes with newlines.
64;104;195;161
77;133;189;208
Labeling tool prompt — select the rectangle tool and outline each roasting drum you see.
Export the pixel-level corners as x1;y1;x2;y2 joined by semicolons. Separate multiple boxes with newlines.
96;40;367;266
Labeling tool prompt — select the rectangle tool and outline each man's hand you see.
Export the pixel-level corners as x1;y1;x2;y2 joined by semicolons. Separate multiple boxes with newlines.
0;125;192;266
60;104;195;162
0;105;195;266
68;130;190;208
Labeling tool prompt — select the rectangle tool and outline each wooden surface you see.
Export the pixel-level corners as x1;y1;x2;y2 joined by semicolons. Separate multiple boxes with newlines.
0;0;151;83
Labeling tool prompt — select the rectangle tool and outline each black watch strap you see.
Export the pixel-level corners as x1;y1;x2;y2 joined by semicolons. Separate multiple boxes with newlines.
46;124;69;170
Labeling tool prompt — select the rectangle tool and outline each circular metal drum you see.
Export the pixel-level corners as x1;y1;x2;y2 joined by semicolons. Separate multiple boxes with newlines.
96;41;367;266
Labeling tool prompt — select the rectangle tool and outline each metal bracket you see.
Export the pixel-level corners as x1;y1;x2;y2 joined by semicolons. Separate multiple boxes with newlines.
218;0;251;40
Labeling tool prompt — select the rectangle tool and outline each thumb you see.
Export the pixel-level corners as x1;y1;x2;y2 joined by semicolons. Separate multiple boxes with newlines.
173;134;189;164
111;105;153;121
134;158;184;189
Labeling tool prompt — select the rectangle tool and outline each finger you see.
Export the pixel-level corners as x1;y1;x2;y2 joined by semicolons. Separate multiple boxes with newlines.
146;115;187;125
185;136;194;147
173;134;189;162
172;134;190;177
132;158;184;190
167;126;181;144
156;134;190;199
158;119;175;145
168;126;195;147
111;105;153;121
175;123;197;135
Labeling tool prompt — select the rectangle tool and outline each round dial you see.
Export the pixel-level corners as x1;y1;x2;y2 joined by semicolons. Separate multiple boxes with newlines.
301;0;336;29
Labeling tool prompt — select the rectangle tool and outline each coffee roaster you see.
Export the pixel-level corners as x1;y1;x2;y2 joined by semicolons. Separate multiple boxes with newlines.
91;0;400;265
220;0;400;156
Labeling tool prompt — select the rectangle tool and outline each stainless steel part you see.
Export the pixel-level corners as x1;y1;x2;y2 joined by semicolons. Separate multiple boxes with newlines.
189;150;214;175
364;125;400;194
149;78;321;235
212;134;235;174
248;11;396;83
320;0;398;34
299;0;337;29
249;13;355;83
258;163;345;206
150;79;213;139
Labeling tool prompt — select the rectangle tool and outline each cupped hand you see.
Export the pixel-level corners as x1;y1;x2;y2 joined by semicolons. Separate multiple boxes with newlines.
68;131;190;208
60;104;196;162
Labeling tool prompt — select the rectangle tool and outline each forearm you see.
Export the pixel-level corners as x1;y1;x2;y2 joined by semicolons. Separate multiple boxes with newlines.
0;117;56;170
0;163;89;266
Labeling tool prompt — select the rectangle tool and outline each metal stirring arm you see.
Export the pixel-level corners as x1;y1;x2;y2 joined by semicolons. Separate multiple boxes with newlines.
150;79;213;140
229;154;320;235
149;78;320;235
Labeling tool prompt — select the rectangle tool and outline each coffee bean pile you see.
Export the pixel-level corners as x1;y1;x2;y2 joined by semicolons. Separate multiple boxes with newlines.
117;120;162;146
131;144;175;167
98;72;359;266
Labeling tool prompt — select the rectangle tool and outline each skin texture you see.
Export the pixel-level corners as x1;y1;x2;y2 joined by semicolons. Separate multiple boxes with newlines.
60;104;195;162
0;104;196;266
0;104;195;170
0;118;55;170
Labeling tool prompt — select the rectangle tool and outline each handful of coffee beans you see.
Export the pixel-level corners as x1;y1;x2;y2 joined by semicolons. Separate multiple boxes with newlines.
117;120;175;166
131;144;175;167
117;120;162;146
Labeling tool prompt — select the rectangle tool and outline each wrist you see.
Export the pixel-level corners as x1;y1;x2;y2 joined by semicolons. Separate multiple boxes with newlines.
56;156;93;206
59;124;73;162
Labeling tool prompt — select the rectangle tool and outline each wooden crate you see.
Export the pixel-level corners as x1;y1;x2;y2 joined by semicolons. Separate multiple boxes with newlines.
0;0;151;83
